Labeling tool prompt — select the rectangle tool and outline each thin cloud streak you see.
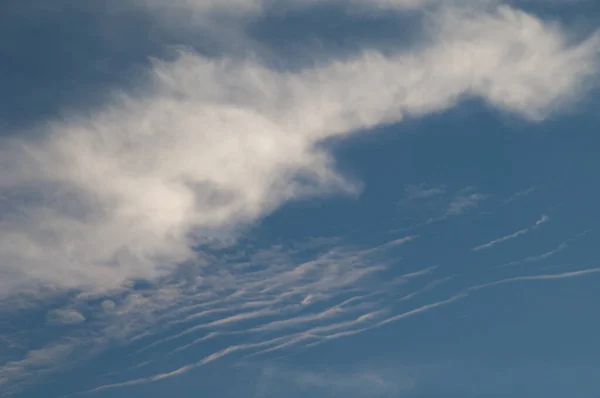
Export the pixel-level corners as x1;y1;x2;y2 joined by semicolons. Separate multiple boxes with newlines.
493;230;590;269
472;228;529;251
471;214;550;251
494;242;568;269
469;267;600;290
81;266;600;393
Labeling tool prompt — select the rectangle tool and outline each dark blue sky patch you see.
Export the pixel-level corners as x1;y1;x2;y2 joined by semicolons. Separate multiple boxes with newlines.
247;2;426;70
0;0;232;131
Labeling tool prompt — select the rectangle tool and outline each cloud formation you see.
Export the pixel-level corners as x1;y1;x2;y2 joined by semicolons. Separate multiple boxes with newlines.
1;4;597;298
1;222;597;395
471;214;549;251
1;2;600;397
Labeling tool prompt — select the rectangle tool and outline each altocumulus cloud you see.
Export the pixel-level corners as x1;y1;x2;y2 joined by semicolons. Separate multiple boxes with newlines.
0;1;598;298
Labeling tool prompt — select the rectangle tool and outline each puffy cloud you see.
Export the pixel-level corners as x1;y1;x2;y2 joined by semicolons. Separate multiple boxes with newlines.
101;300;116;311
0;4;598;297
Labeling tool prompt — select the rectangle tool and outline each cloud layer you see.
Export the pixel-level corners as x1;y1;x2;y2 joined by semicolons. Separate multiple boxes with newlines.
2;3;600;396
0;4;598;297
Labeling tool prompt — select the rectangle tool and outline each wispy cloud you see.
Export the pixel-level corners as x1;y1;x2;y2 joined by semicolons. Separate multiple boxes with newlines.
2;218;593;397
0;340;92;396
393;186;489;233
535;214;550;226
1;1;599;395
66;262;600;396
472;228;529;251
1;235;424;394
1;4;598;297
501;186;538;205
499;242;568;268
445;193;487;216
469;267;600;291
471;214;550;251
401;184;446;204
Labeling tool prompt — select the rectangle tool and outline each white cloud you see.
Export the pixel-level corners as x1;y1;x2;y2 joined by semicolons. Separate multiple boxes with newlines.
5;230;597;395
1;5;596;297
0;340;88;395
469;267;600;290
495;240;568;269
535;214;550;226
471;214;550;251
445;193;487;216
472;228;529;251
0;235;428;394
401;184;446;203
394;187;491;232
101;300;116;312
1;3;599;396
501;186;537;205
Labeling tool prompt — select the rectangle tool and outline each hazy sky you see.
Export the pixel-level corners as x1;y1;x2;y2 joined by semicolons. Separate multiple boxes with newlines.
1;1;600;397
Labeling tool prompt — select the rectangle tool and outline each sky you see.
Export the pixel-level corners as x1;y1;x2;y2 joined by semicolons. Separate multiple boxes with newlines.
1;0;600;397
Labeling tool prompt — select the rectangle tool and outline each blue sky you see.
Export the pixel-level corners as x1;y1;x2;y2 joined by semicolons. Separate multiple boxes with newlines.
1;1;600;397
